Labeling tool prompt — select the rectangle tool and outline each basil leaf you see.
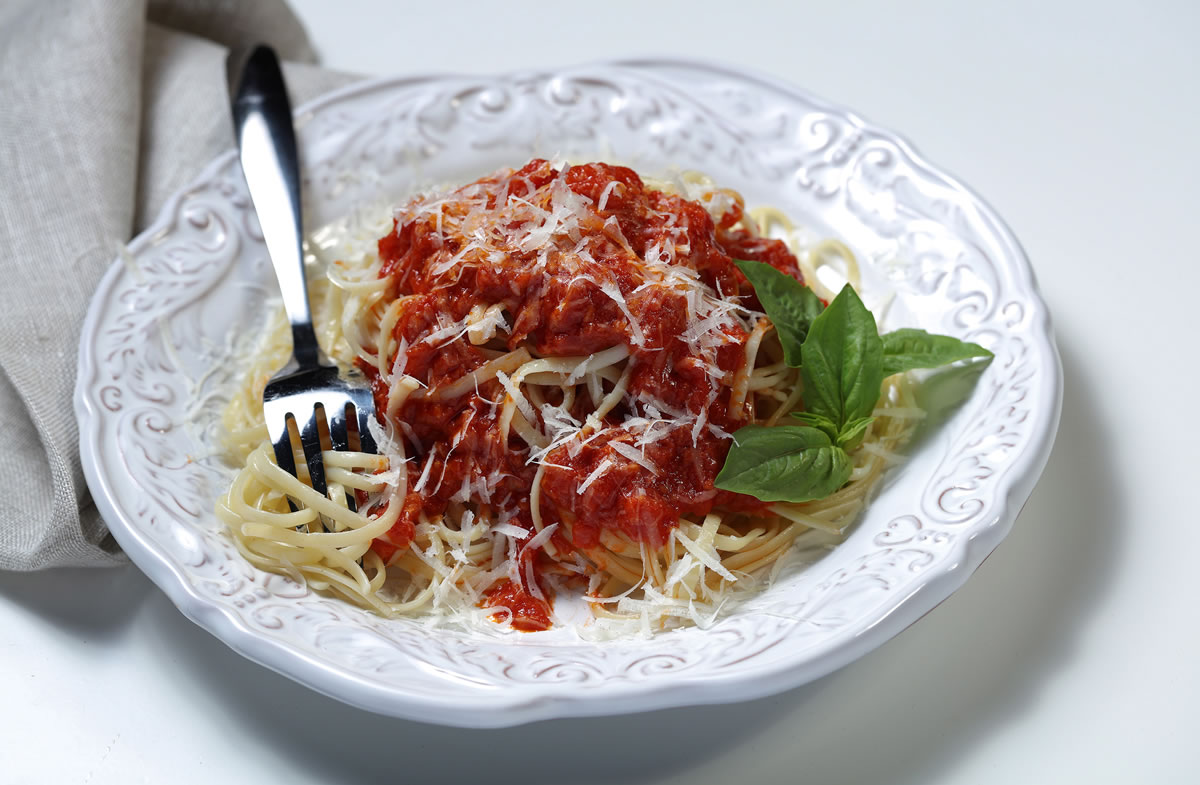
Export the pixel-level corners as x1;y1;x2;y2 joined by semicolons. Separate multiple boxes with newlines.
789;411;839;441
800;284;884;428
837;416;874;452
881;328;994;377
715;425;853;503
734;259;824;367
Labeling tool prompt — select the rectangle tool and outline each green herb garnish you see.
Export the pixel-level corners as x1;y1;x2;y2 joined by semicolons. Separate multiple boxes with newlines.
734;259;824;367
715;262;993;504
880;328;993;377
712;425;852;503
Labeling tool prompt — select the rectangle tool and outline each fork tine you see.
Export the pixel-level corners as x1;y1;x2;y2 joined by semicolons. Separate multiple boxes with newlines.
355;400;378;454
267;412;303;517
328;403;359;514
270;413;299;479
329;402;351;451
299;408;329;511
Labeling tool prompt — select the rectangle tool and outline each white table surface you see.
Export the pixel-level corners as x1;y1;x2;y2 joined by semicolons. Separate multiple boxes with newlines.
4;1;1197;782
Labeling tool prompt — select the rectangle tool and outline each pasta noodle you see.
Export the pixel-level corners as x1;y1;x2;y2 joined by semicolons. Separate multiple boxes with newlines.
216;160;918;633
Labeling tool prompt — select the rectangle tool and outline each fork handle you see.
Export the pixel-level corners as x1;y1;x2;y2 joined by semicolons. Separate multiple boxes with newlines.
229;45;320;370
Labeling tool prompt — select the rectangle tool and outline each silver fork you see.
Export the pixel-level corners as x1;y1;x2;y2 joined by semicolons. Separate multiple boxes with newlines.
228;45;377;521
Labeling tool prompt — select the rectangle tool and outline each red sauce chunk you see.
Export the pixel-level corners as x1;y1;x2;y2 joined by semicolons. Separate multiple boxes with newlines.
482;578;553;632
361;160;804;628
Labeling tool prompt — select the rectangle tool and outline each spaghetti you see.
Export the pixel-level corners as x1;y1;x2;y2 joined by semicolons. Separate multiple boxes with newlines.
217;160;919;632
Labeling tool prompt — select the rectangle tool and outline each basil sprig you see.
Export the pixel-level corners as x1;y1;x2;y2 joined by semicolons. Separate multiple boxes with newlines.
714;425;852;503
715;261;993;504
736;259;824;366
881;328;993;377
798;279;883;428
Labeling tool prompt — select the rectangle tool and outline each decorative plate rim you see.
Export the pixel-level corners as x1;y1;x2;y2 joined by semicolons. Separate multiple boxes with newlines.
74;57;1062;727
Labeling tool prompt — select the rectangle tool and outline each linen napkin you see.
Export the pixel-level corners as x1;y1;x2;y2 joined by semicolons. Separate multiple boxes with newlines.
0;0;357;569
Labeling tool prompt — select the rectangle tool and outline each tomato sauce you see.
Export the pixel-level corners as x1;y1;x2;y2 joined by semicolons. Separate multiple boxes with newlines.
362;160;803;626
481;578;553;632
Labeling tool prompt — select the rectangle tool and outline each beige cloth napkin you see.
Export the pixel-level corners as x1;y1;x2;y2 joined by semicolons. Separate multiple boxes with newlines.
0;0;357;569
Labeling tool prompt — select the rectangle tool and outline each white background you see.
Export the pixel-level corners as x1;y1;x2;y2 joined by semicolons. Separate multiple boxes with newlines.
3;1;1198;783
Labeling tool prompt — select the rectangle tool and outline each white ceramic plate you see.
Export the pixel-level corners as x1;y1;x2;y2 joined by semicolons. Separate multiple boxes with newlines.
75;59;1061;727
